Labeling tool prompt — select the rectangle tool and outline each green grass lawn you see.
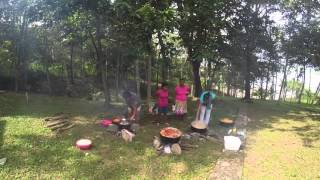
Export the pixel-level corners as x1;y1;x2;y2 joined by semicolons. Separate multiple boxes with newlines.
243;100;320;179
0;93;234;179
2;93;318;179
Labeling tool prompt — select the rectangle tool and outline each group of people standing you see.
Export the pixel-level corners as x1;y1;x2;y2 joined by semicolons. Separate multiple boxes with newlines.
122;78;216;127
153;79;216;126
154;78;190;118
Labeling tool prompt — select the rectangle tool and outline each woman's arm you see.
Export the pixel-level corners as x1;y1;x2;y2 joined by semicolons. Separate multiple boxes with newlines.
129;106;137;120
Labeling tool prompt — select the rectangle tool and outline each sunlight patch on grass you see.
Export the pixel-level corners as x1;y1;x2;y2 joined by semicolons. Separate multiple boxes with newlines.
244;104;320;180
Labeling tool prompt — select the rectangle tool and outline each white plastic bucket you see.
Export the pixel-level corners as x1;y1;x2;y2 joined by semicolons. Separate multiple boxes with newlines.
224;136;241;151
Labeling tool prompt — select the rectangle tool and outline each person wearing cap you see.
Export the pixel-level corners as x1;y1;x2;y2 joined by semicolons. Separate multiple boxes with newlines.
197;83;216;126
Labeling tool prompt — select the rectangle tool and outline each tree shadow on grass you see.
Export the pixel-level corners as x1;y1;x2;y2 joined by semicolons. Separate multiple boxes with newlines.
0;93;228;178
246;100;320;148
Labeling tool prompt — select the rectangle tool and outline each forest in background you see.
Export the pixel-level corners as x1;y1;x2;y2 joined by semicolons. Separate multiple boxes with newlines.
0;0;320;105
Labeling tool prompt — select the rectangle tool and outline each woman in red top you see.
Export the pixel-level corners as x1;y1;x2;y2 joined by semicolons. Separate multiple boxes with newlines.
175;78;190;119
156;82;169;116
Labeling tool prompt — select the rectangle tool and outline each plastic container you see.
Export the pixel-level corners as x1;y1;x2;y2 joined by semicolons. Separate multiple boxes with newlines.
101;119;113;127
224;136;241;151
76;139;92;150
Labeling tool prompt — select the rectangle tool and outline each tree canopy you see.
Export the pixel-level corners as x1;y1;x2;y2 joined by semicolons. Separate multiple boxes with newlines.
0;0;319;104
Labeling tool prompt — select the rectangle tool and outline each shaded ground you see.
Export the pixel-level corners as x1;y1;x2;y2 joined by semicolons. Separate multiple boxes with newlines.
0;93;240;179
209;105;248;180
243;100;320;179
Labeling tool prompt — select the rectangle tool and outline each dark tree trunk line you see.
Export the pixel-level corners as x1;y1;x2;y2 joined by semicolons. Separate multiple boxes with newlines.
244;54;251;101
115;51;121;100
157;30;168;81
69;43;74;84
14;13;28;92
264;66;270;100
270;72;275;100
43;35;52;95
260;77;264;100
94;15;110;105
273;72;278;100
135;58;141;99
145;31;153;105
278;59;288;102
298;64;306;104
191;60;202;97
207;61;212;89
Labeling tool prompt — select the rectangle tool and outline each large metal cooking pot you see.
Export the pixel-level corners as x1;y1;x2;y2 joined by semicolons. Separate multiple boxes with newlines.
159;127;182;144
190;120;207;134
219;118;234;127
118;119;131;131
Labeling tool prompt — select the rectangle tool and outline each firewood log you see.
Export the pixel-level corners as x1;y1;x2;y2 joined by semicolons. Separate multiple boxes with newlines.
44;115;67;121
56;124;75;133
50;122;70;131
180;143;199;148
46;120;69;127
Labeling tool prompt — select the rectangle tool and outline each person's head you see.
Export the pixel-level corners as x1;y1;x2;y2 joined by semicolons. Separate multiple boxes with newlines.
161;82;168;89
179;78;185;86
157;83;162;88
122;90;131;100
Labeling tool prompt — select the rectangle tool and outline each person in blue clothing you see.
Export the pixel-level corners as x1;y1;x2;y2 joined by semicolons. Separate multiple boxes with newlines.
198;87;216;126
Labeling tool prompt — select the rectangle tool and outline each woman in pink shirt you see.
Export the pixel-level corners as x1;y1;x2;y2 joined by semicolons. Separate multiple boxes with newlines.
156;82;169;115
175;78;190;118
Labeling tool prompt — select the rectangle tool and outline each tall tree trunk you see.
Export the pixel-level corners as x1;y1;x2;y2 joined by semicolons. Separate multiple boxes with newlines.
115;52;120;101
157;31;167;81
14;64;19;92
191;60;202;97
90;33;101;83
20;13;28;91
251;82;255;98
63;57;72;97
270;72;275;100
244;56;251;101
260;77;263;100
274;72;278;100
80;40;85;77
278;59;288;101
135;59;141;99
45;46;52;95
298;64;306;104
45;62;51;95
147;54;152;105
227;83;231;96
207;61;212;89
156;51;159;85
94;15;109;105
264;67;270;100
307;68;311;104
69;43;74;84
14;13;28;92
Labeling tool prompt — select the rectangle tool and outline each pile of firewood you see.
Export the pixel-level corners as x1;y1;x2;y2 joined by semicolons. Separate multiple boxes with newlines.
43;113;75;133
